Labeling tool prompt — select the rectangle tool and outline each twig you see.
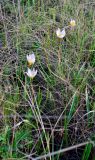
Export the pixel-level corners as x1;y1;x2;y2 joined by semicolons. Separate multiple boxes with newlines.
33;141;92;160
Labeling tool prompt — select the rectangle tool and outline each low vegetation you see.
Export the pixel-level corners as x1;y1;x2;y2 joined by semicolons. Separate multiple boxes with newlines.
0;0;95;159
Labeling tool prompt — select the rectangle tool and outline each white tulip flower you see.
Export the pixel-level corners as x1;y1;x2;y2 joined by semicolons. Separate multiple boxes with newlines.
26;68;37;79
56;28;66;38
70;19;76;27
27;53;35;66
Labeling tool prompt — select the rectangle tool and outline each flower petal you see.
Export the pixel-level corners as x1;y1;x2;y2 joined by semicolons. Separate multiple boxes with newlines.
26;53;35;65
61;29;66;37
56;28;61;36
26;68;37;79
70;19;76;27
56;28;66;38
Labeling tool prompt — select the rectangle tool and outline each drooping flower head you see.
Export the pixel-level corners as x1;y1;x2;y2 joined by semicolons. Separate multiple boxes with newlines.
70;19;76;27
56;28;66;38
26;68;37;79
27;53;35;66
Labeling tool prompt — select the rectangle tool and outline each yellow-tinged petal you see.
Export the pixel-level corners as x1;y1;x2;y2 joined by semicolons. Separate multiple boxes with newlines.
27;53;35;66
70;19;76;27
56;28;66;38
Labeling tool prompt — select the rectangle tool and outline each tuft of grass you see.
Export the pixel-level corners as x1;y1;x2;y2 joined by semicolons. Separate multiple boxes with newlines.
82;143;92;160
